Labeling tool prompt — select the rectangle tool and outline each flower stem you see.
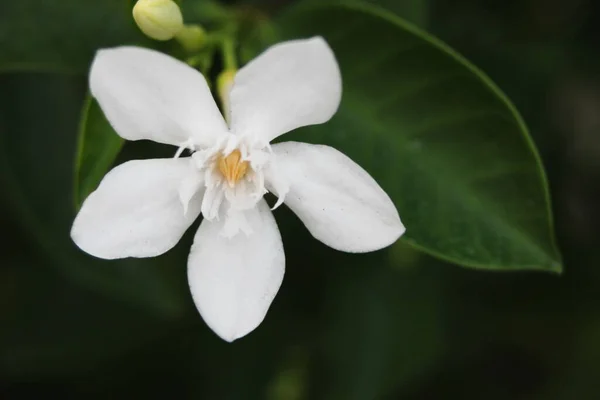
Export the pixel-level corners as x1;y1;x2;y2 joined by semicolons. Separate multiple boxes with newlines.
221;37;238;70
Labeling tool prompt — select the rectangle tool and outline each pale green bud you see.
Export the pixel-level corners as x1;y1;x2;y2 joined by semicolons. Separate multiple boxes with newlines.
217;69;237;124
132;0;183;41
175;24;207;53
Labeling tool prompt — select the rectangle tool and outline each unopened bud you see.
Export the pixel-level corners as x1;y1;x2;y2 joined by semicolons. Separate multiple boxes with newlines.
132;0;183;41
217;69;237;124
175;24;207;53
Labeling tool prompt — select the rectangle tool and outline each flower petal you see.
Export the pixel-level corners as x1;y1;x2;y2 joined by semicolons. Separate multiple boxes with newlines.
187;199;285;342
229;37;341;143
90;46;228;148
268;142;405;253
71;158;203;259
179;168;205;216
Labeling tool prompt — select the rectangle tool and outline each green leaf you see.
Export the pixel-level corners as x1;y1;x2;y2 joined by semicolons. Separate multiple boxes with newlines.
276;1;562;272
366;0;429;27
74;95;124;209
0;0;148;73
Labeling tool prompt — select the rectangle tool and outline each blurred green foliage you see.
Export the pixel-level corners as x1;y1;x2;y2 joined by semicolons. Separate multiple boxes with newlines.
1;0;600;398
0;0;148;73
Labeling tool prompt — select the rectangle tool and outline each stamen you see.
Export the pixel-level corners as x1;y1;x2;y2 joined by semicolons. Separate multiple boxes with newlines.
218;149;249;187
173;138;196;159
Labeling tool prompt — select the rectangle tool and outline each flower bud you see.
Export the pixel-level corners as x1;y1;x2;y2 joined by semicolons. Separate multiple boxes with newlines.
217;69;237;124
175;24;207;53
132;0;183;41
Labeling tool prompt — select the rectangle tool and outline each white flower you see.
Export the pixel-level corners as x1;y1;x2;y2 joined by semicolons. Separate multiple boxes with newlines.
71;37;405;342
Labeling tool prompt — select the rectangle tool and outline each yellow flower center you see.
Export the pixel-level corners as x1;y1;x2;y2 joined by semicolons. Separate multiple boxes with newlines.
218;149;249;186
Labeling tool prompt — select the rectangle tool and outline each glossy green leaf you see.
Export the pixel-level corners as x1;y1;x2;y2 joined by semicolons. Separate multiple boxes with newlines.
367;0;429;26
276;1;562;272
0;0;148;73
74;95;124;209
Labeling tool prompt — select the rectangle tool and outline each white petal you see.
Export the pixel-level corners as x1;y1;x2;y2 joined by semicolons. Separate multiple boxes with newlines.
200;184;225;221
179;168;205;216
222;207;253;238
187;199;285;342
71;158;203;259
229;37;342;143
263;156;290;210
269;142;405;253
90;46;228;148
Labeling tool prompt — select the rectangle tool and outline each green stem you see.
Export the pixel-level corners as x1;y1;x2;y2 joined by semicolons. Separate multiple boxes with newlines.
221;37;237;70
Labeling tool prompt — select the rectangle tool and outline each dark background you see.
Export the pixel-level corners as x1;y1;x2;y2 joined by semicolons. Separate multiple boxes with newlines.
2;0;600;398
